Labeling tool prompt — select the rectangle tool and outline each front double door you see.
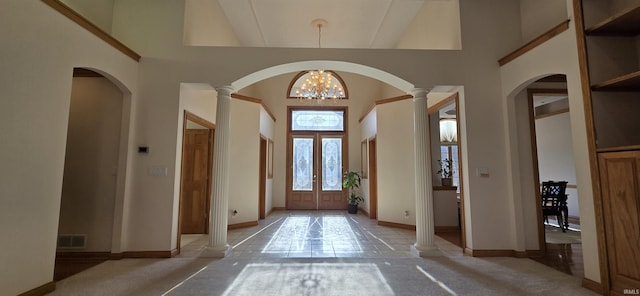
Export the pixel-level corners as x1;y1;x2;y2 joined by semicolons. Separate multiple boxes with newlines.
287;133;346;210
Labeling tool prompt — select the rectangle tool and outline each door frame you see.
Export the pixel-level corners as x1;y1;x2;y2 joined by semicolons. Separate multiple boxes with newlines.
428;93;466;249
526;88;570;255
285;106;349;210
177;111;215;253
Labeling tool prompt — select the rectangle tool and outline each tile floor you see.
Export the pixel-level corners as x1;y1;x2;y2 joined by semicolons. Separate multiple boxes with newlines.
178;210;462;259
50;211;598;296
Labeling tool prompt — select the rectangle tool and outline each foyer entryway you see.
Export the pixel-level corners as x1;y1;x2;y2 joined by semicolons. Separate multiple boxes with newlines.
286;107;347;210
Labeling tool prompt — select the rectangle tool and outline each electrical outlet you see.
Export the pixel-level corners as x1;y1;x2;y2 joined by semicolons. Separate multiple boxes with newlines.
404;210;410;218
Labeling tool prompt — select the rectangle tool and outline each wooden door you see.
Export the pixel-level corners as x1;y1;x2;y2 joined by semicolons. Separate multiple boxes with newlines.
259;137;267;219
598;151;640;295
369;138;378;219
287;134;346;210
180;129;211;234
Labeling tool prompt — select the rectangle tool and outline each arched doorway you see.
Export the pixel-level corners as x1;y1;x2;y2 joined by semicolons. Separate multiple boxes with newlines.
199;60;465;255
507;74;582;277
55;68;131;280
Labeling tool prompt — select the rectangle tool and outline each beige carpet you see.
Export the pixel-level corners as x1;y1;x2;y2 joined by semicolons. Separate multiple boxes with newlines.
545;225;581;244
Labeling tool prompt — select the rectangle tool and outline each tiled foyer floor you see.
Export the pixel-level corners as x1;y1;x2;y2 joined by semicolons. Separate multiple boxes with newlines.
50;211;597;296
178;210;462;259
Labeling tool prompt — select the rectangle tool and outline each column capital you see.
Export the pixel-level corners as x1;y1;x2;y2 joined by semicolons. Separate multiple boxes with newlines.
411;88;429;100
215;85;235;97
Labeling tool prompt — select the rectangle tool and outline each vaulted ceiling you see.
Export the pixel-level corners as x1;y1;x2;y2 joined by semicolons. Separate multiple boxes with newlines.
185;0;462;49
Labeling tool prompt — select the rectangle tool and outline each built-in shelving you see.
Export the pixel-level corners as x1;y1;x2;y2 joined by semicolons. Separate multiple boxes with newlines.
585;4;640;91
591;70;640;91
585;4;640;36
578;1;640;292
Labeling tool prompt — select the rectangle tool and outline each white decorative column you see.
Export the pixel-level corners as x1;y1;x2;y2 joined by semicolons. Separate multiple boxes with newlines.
410;88;440;257
202;85;234;258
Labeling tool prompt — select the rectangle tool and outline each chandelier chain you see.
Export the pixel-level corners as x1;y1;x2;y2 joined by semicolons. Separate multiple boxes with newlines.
318;23;322;49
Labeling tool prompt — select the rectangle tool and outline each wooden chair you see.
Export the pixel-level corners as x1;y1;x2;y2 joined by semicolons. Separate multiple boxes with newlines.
541;181;569;232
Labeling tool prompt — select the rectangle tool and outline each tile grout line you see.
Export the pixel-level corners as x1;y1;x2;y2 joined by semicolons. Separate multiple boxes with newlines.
231;217;283;249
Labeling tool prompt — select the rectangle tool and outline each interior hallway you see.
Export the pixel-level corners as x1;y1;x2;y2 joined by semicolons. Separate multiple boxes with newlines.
49;211;596;295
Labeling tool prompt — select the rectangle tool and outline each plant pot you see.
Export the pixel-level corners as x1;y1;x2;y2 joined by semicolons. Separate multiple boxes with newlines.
347;204;358;214
441;178;453;187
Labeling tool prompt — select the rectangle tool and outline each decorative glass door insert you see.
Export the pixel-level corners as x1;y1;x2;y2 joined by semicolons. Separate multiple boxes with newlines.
287;108;347;210
321;137;342;191
293;138;314;191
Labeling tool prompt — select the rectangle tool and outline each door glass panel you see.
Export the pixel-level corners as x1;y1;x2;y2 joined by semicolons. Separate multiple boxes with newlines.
322;137;342;191
293;138;314;191
291;110;344;131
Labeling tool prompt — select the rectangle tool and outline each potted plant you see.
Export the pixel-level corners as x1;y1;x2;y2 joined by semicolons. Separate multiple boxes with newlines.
437;158;454;186
343;171;364;214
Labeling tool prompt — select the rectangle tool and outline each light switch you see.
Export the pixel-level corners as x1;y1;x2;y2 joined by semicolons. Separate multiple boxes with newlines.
476;167;489;177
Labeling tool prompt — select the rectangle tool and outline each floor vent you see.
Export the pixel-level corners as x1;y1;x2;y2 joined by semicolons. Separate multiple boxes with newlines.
57;234;86;249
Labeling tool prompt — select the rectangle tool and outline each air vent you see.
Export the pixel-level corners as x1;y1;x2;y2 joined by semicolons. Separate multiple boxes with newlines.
57;234;86;249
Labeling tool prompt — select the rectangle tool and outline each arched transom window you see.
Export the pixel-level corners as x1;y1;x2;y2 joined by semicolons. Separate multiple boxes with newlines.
287;70;349;101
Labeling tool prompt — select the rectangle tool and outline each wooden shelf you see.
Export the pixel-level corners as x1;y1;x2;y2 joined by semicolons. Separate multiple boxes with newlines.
591;70;640;91
586;4;640;36
596;145;640;153
433;185;458;191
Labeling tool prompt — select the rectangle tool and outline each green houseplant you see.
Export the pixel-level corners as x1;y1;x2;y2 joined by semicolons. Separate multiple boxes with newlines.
343;171;364;214
437;158;454;186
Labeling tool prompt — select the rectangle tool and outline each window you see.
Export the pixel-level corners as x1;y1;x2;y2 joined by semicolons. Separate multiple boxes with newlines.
440;145;460;193
287;71;349;99
291;110;345;132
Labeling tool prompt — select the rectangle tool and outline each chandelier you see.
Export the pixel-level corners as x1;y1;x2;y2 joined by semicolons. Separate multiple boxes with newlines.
293;19;345;103
293;70;345;103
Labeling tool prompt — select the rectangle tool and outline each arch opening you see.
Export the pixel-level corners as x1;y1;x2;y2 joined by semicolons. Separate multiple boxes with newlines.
505;73;583;277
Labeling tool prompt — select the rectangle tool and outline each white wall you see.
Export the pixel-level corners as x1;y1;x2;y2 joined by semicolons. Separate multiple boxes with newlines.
260;106;276;214
183;0;240;46
396;0;462;49
0;1;138;294
376;99;416;225
228;99;261;224
510;88;539;251
535;112;579;218
519;0;567;42
58;76;123;252
61;0;115;33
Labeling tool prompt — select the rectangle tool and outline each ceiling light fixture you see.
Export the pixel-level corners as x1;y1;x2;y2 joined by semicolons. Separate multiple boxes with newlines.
440;119;457;144
293;19;345;103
